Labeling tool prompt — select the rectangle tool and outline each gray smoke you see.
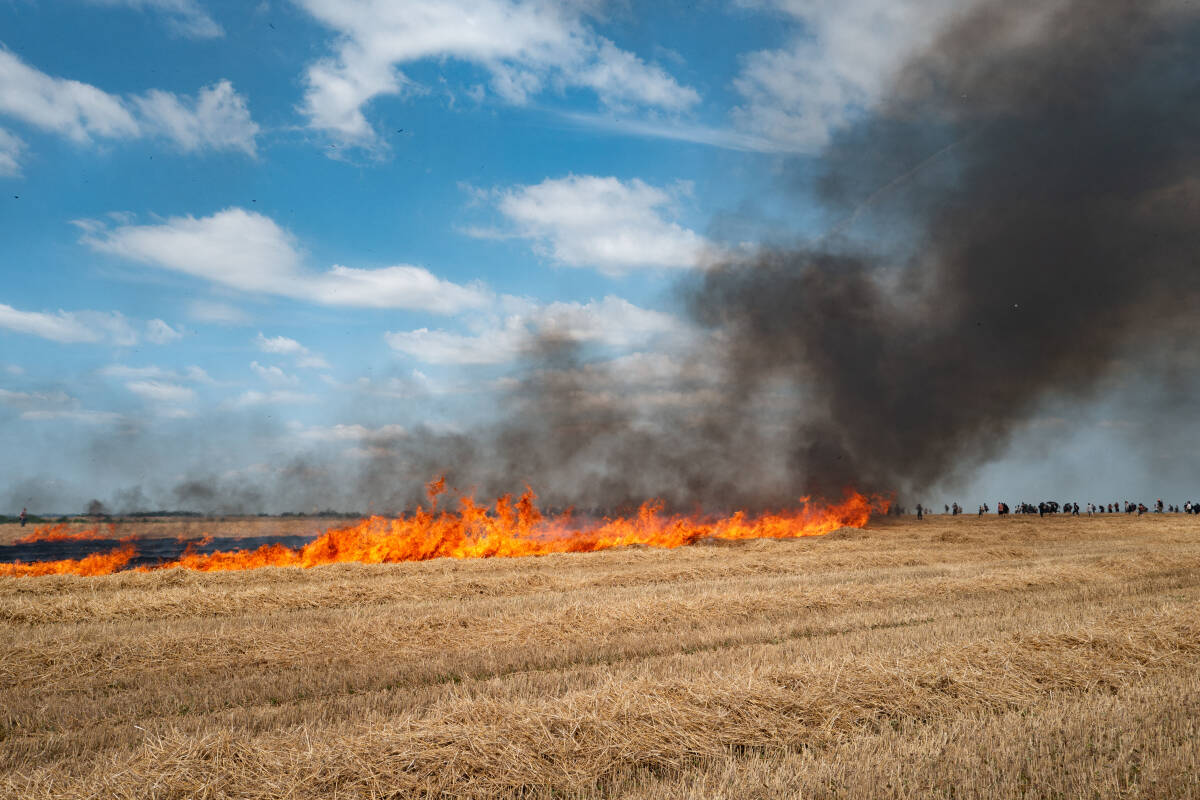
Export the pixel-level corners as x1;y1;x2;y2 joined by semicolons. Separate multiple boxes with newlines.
39;0;1200;515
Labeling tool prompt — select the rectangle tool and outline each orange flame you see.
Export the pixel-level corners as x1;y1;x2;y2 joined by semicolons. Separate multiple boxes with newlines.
2;485;888;578
14;523;115;544
0;544;137;577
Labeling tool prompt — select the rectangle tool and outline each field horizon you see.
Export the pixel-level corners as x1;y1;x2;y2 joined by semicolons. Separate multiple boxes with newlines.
3;514;1198;798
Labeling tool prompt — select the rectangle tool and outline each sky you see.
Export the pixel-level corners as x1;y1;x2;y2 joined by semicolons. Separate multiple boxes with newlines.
0;0;1192;513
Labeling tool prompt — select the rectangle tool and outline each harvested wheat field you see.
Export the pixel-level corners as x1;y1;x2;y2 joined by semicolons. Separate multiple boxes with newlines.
3;513;1199;799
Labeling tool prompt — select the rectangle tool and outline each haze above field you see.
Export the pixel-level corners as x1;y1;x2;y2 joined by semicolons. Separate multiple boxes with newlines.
2;0;1198;514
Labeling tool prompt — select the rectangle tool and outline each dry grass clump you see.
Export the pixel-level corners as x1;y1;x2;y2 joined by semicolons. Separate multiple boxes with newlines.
2;515;1199;798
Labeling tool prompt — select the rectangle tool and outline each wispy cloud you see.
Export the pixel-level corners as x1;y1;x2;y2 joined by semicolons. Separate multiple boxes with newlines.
294;0;699;147
85;0;224;39
225;389;317;408
0;388;123;424
145;318;183;344
385;295;685;365
0;301;138;344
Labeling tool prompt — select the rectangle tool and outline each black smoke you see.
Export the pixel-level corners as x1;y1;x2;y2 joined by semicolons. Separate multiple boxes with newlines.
689;0;1200;499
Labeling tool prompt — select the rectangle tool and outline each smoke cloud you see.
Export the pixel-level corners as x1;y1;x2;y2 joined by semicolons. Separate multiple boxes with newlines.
688;0;1200;499
19;0;1199;515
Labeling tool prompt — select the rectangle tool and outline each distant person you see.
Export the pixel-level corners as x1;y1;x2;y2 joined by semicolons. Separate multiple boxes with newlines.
1072;502;1080;516
1156;499;1164;513
19;507;27;527
916;504;924;521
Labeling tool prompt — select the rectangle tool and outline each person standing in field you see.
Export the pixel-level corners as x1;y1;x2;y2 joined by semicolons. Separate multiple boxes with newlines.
916;504;924;520
19;507;26;527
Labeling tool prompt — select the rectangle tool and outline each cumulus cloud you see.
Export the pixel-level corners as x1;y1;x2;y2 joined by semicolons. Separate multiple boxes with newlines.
85;0;224;39
83;208;490;314
145;318;182;344
134;81;259;155
250;360;300;387
731;0;977;151
0;48;256;156
486;175;712;273
294;0;699;144
0;127;25;177
255;333;330;369
0;301;138;344
385;295;684;365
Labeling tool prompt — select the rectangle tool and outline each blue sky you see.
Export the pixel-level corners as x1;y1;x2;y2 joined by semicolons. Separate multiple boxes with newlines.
0;0;1185;512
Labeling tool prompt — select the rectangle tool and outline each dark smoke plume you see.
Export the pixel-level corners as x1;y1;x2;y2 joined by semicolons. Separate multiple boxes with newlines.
689;0;1200;499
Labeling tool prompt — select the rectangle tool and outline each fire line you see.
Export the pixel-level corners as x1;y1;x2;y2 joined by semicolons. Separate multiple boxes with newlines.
0;481;887;577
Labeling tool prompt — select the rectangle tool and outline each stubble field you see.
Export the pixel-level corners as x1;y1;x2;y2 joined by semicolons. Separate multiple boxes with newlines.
2;514;1198;799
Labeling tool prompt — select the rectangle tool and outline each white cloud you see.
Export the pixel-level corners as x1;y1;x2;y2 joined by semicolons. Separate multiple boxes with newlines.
488;175;712;273
0;127;25;177
0;301;138;344
226;389;317;408
185;365;213;383
555;110;779;153
84;208;490;313
126;380;196;404
385;295;683;365
730;0;976;151
0;48;139;142
294;0;699;144
145;318;183;344
135;81;258;155
99;364;213;382
85;0;224;39
0;387;73;411
188;300;251;325
291;422;407;443
250;360;300;386
20;409;125;423
255;332;330;369
0;48;256;155
0;388;123;424
255;333;308;356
